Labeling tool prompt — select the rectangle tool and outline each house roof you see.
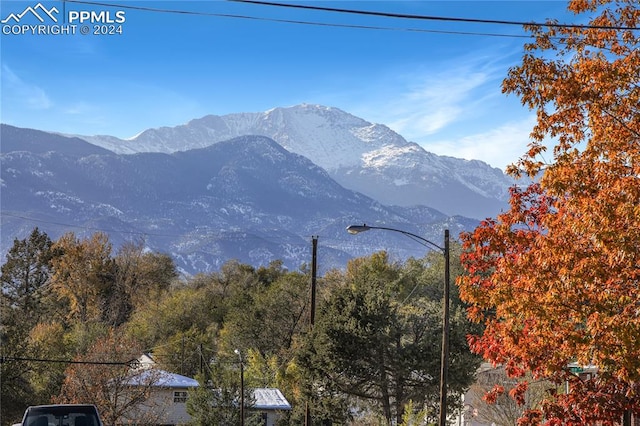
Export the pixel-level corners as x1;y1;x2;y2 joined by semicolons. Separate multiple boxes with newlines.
130;354;198;388
125;368;199;388
128;355;290;411
253;388;291;411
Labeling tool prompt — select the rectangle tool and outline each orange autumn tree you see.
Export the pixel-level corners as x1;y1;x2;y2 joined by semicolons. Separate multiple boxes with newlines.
458;1;639;425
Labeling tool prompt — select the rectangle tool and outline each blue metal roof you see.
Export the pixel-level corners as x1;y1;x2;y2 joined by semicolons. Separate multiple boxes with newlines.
253;388;291;411
124;369;199;388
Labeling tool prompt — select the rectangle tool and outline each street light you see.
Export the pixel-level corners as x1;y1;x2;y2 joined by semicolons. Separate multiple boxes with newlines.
346;224;450;426
234;349;244;426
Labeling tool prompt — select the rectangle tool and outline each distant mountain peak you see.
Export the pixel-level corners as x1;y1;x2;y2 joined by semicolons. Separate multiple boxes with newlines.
81;104;407;165
70;104;515;218
5;128;477;274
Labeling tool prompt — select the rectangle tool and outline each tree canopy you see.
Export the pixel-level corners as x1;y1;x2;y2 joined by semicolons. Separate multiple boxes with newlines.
302;251;480;425
2;228;481;426
0;230;179;425
458;1;640;424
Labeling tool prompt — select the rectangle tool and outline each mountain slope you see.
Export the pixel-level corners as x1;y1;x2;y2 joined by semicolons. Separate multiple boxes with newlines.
2;127;474;274
2;124;113;156
80;104;515;219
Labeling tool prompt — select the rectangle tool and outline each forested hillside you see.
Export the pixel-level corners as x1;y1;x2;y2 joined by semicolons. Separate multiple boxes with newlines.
1;228;480;425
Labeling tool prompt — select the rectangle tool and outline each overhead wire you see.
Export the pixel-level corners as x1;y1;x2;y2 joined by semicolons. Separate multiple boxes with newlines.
2;212;159;237
2;211;443;273
1;356;137;366
13;0;583;262
1;212;449;249
62;0;640;39
1;211;330;246
62;0;532;39
228;0;640;31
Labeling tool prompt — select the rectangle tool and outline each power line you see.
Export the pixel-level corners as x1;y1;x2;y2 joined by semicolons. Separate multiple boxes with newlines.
1;356;136;366
2;212;450;267
229;0;640;31
2;212;157;237
61;0;533;39
61;0;639;39
2;211;450;247
1;212;325;245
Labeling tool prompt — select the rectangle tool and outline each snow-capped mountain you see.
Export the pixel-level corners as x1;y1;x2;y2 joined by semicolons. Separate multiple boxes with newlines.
1;125;476;275
82;105;403;169
80;104;516;219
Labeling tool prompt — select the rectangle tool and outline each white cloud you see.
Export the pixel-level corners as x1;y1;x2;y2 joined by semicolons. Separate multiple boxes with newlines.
349;49;520;139
389;71;490;135
420;116;537;170
342;46;537;170
1;64;53;110
63;101;96;115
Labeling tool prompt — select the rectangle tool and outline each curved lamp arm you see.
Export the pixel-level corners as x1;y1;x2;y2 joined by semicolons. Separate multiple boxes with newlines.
346;224;445;253
346;223;450;426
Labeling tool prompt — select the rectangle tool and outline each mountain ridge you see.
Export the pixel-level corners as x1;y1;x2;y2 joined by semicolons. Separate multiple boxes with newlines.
76;104;516;219
2;126;472;274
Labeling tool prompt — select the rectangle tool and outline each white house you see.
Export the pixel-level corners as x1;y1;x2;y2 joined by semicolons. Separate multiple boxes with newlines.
123;354;291;426
121;368;199;425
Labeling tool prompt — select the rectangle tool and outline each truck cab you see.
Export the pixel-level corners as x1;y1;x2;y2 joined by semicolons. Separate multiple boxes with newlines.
19;404;103;426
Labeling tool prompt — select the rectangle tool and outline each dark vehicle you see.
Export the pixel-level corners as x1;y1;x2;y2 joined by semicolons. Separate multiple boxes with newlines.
19;405;103;426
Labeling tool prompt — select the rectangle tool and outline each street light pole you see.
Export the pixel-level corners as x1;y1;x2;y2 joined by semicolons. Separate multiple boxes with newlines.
440;229;450;426
346;224;450;426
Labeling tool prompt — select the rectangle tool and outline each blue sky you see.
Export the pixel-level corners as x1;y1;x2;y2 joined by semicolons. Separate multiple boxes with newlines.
1;1;577;170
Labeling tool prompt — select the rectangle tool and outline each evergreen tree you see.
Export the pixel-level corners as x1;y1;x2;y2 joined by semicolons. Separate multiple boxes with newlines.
0;228;54;423
301;251;479;425
1;227;53;320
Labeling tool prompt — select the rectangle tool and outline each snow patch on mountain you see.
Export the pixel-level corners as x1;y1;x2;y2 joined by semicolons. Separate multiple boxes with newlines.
69;104;517;218
81;104;407;171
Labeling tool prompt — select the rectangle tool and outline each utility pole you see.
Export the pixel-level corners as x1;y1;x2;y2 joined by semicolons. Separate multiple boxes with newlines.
240;360;244;426
438;229;450;426
181;335;185;375
305;236;318;426
310;235;318;328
